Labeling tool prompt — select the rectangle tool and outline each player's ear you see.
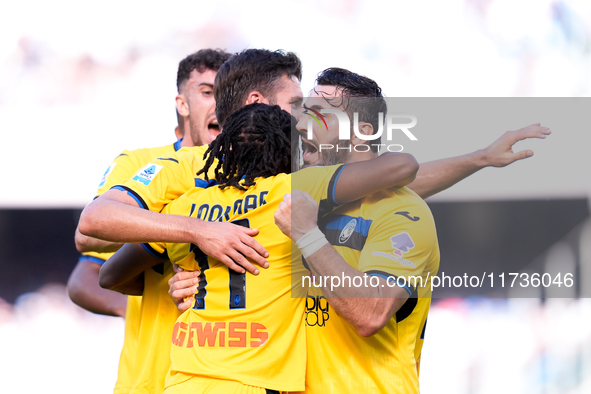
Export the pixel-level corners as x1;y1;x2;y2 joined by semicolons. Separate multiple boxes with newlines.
245;91;269;105
351;122;374;146
176;94;189;117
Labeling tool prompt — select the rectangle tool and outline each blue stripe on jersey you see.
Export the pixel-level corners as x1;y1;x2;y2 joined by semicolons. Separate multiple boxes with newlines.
366;271;414;296
111;185;148;209
174;138;183;151
329;164;347;206
78;255;106;265
157;157;179;163
195;178;219;189
141;243;168;259
324;214;372;237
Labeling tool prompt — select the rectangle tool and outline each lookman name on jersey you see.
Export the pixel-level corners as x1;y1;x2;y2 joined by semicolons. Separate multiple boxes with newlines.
132;163;163;186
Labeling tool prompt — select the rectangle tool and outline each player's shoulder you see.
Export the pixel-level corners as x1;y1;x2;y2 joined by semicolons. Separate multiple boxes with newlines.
294;164;342;179
364;186;433;220
117;142;177;164
148;144;209;166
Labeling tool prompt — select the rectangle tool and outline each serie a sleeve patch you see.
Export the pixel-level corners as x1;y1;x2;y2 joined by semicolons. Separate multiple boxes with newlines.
131;163;163;186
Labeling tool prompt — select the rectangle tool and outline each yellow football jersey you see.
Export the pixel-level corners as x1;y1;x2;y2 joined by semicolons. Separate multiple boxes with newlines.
120;145;217;212
113;295;142;394
80;140;181;394
144;166;344;392
130;261;181;394
303;186;440;394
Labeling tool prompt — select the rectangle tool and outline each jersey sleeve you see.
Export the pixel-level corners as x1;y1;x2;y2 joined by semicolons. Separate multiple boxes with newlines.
357;208;438;296
95;150;142;197
142;189;198;260
118;148;215;212
79;251;113;265
83;150;145;263
292;165;346;215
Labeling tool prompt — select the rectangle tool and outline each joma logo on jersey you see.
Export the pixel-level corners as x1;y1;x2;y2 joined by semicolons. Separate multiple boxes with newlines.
171;321;268;348
305;295;330;327
132;164;163;186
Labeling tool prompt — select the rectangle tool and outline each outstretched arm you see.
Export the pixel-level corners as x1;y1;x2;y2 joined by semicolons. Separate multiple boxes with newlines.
407;123;551;199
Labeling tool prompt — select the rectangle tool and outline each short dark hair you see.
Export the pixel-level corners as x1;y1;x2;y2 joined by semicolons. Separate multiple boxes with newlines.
198;103;292;191
176;49;232;92
213;49;302;127
315;67;387;152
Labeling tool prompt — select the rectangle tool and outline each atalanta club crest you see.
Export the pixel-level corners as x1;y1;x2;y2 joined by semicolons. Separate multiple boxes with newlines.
339;218;357;244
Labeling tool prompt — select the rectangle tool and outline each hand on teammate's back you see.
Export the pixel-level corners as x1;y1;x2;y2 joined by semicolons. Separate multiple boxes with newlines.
481;123;551;167
168;265;199;312
193;220;270;275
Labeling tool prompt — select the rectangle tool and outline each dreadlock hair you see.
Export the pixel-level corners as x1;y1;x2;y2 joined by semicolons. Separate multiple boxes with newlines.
197;103;292;191
315;67;387;153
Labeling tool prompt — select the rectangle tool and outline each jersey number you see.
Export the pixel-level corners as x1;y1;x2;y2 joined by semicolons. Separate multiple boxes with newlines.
192;219;249;310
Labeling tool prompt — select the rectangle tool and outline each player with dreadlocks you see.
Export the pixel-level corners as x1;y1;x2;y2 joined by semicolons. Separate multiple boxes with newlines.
100;102;420;394
197;102;291;190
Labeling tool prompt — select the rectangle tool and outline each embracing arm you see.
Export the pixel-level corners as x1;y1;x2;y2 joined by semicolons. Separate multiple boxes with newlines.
67;259;128;316
99;243;161;295
407;123;551;199
334;152;419;204
75;228;124;254
78;188;268;274
274;191;409;337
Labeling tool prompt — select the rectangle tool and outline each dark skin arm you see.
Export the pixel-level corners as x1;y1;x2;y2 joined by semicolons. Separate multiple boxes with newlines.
99;243;163;295
67;259;128;316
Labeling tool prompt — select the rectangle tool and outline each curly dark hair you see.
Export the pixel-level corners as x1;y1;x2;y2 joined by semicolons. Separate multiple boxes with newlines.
315;67;387;152
197;103;292;190
176;49;232;92
213;49;302;127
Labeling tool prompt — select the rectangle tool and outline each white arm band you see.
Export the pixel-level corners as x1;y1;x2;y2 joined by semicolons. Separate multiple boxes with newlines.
295;227;329;259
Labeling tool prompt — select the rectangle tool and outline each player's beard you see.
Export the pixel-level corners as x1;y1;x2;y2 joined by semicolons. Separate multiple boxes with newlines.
319;137;351;166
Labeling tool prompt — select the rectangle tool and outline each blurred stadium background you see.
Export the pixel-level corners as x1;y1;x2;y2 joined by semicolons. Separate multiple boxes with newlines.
1;0;591;393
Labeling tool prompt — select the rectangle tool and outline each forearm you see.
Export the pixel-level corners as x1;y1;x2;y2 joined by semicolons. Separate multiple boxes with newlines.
335;153;419;203
99;243;161;293
67;261;128;317
105;273;145;296
303;243;404;337
75;228;124;253
79;198;198;244
407;150;486;199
